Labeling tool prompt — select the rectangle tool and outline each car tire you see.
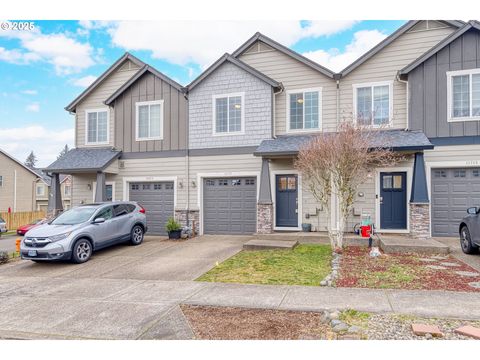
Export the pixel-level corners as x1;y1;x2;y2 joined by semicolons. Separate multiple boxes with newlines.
460;226;478;254
71;238;93;263
130;225;144;246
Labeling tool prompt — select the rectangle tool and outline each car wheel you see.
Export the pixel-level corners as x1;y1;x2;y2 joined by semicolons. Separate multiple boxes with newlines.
460;226;478;254
130;225;144;246
71;239;92;263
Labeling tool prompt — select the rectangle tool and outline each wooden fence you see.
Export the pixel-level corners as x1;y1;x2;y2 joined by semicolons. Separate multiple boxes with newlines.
0;211;46;231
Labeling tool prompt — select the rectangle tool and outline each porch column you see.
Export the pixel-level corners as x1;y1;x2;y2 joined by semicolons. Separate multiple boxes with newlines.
409;152;431;239
47;173;63;216
257;158;274;234
95;172;106;202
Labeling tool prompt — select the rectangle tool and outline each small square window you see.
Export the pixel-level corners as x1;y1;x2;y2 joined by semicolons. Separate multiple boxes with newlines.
245;179;255;186
278;177;287;191
287;177;297;190
131;184;139;190
232;179;241;186
383;175;393;189
165;183;174;190
218;179;228;186
206;179;215;186
454;170;466;178
393;175;403;189
143;184;151;190
434;170;447;178
154;184;162;190
473;169;480;177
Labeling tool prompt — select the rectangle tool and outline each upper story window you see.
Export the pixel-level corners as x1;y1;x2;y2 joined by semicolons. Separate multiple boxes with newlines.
85;108;109;145
64;185;71;197
353;81;393;126
36;184;45;196
0;175;3;187
447;69;480;122
136;100;164;141
212;93;244;135
287;88;322;132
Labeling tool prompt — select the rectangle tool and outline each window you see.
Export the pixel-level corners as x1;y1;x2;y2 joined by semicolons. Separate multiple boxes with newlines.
287;88;321;131
473;169;480;177
86;109;109;144
454;170;466;178
142;184;151;190
36;184;45;196
165;183;174;190
232;179;241;186
353;82;392;126
245;179;255;186
218;179;228;186
136;100;164;140
434;170;447;178
131;184;139;190
64;185;71;197
95;206;113;221
213;93;244;135
0;176;3;187
113;204;129;217
205;179;215;186
448;69;480;121
106;184;113;201
154;183;162;190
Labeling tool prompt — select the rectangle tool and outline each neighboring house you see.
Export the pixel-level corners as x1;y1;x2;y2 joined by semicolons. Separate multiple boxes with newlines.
31;170;72;212
0;148;40;212
47;20;480;239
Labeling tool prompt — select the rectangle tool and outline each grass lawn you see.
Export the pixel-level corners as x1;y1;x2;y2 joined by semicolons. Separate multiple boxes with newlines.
197;244;332;286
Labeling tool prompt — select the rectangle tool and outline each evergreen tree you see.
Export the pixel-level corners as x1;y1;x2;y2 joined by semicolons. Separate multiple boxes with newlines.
25;151;37;168
57;144;70;160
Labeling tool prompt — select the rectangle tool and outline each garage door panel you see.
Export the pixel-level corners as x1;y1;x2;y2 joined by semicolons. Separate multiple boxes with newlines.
203;177;257;235
431;168;480;236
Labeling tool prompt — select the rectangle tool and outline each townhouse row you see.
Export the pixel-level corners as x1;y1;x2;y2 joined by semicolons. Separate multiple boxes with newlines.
46;20;480;239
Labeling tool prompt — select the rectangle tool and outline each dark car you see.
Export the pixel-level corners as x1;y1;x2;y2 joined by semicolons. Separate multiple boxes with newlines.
459;207;480;254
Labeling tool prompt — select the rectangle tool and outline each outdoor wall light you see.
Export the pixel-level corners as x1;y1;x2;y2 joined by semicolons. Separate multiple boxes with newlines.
358;192;364;197
191;180;197;188
178;181;183;189
87;183;92;191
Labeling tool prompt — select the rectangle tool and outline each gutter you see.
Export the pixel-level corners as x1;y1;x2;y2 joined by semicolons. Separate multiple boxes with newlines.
272;85;284;139
396;72;409;130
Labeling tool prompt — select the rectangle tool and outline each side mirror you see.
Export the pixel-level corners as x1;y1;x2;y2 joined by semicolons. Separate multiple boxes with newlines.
467;207;478;215
93;217;106;224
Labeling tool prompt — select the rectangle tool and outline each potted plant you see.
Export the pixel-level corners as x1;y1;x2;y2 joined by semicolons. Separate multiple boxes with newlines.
165;217;182;239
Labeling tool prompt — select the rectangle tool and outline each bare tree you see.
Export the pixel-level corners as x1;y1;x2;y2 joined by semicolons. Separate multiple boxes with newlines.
295;121;402;251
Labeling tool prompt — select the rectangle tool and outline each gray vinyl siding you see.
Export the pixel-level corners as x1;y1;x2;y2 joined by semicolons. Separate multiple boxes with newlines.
188;62;272;149
408;29;480;138
112;71;188;152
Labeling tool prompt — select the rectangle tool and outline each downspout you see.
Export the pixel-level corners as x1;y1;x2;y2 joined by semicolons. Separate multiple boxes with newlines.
272;85;283;139
183;89;190;230
396;72;409;130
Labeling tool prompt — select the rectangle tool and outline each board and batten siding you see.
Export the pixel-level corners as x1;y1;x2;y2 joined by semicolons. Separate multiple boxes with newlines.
409;29;480;138
113;71;188;152
188;62;272;149
75;59;140;148
239;46;337;134
340;24;455;129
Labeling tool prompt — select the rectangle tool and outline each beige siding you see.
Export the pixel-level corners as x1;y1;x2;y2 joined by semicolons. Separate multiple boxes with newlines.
340;24;455;129
239;47;338;134
0;152;37;212
75;60;139;148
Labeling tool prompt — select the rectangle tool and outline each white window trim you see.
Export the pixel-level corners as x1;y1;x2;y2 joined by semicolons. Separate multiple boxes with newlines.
135;100;164;141
85;108;110;146
64;185;71;197
92;181;115;202
286;87;323;133
36;184;45;197
211;92;245;136
353;81;393;127
447;68;480;122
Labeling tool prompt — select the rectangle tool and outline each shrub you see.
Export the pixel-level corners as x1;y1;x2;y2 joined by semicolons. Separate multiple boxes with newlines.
0;251;9;265
165;217;182;232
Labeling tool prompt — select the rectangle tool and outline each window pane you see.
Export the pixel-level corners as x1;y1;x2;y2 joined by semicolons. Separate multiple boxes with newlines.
304;91;319;129
97;111;108;142
393;175;402;189
287;177;297;190
473;74;480;117
106;184;113;201
278;177;287;191
383;175;392;189
87;112;97;143
228;96;242;132
215;97;228;133
373;85;389;125
149;104;161;137
452;75;470;118
290;93;304;130
356;87;372;125
138;105;149;138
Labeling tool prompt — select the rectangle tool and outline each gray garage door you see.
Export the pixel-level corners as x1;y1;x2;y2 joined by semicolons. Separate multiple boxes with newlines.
203;177;257;234
129;182;174;235
431;168;480;236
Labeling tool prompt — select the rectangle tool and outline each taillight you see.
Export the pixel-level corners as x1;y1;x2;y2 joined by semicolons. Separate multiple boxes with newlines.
139;206;146;214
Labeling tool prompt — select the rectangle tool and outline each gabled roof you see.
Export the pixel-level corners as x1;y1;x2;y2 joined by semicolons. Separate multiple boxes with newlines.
30;167;52;186
104;65;184;106
232;32;336;79
399;21;480;76
45;148;121;173
0;148;41;178
65;52;146;112
340;20;465;77
187;53;283;91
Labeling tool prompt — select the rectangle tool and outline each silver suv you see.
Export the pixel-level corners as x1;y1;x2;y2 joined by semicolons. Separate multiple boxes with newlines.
0;217;7;235
21;202;147;263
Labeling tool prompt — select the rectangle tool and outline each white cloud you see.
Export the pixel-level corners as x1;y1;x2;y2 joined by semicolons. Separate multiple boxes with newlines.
21;89;37;95
72;75;97;88
0;20;96;75
107;20;357;69
25;102;40;112
1;125;74;167
302;29;388;72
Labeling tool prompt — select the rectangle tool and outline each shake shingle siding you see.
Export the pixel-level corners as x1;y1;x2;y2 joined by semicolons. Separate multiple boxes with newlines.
188;62;272;149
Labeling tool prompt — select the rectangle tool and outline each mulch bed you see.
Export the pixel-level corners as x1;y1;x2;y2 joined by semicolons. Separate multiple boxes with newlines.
180;305;331;340
336;246;480;292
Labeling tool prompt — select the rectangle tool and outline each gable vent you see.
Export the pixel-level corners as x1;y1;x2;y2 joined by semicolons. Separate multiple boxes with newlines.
119;161;125;169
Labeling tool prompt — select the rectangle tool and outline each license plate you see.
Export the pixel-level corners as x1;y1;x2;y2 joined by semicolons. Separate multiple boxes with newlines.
27;250;37;257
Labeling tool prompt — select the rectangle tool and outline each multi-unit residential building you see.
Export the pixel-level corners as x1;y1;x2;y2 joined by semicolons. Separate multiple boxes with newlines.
46;20;480;239
33;171;72;212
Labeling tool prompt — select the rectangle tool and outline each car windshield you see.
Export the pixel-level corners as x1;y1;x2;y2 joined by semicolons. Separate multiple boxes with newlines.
51;207;98;225
0;217;4;223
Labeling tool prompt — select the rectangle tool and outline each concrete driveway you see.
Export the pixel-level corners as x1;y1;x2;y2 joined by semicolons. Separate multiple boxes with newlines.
0;235;250;339
434;237;480;272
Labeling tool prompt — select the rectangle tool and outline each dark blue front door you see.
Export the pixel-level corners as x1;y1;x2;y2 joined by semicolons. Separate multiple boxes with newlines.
380;172;407;229
276;174;298;227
